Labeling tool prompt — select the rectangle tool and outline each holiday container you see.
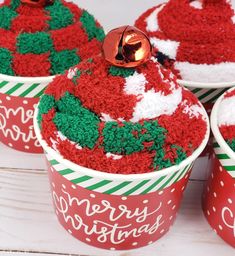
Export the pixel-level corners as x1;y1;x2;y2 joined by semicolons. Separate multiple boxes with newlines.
34;105;210;250
0;74;54;153
202;87;235;247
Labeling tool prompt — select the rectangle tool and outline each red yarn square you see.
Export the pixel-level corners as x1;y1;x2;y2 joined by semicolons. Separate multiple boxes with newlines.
50;23;88;51
12;53;51;77
11;14;49;33
0;29;16;51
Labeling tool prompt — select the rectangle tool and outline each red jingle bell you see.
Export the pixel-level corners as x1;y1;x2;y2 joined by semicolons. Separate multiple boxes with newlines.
21;0;54;7
102;26;152;68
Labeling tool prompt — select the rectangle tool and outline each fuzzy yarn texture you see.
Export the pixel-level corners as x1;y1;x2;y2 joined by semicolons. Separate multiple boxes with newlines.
37;56;207;174
218;88;235;152
135;0;235;83
0;0;104;77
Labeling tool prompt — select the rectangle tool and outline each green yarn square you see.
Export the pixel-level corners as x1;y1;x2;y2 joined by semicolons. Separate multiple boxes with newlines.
0;6;17;29
80;10;105;42
0;48;14;76
17;32;54;54
45;1;74;30
10;0;21;10
109;66;135;78
50;49;81;75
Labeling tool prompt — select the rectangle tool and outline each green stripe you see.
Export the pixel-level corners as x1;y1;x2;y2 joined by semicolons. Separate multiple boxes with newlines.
224;166;235;171
58;168;74;175
198;89;215;100
192;88;202;94
141;176;166;195
19;83;40;97
5;83;24;95
217;154;230;160
213;142;220;148
209;88;228;103
34;87;45;98
0;81;8;89
86;180;112;190
123;180;150;196
71;175;93;184
50;159;59;165
104;181;132;194
159;171;179;190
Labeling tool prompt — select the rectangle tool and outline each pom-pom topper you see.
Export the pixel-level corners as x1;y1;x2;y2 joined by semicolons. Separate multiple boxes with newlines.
102;26;152;68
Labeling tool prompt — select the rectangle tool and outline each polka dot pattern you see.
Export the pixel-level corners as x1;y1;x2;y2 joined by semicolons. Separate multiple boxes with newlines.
202;155;235;247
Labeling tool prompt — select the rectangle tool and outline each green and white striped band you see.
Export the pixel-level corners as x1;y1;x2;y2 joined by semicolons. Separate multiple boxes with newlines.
0;80;48;98
46;154;193;195
189;87;228;104
214;142;235;178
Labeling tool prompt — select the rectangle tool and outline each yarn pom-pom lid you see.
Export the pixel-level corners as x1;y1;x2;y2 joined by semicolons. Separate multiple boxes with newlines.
212;87;235;156
37;26;209;175
135;0;235;84
0;0;105;77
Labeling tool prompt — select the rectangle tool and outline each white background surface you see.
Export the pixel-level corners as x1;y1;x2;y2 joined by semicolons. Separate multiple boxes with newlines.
0;0;235;255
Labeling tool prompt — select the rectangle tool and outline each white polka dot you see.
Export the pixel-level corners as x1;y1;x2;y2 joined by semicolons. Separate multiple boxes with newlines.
62;184;66;189
213;192;217;198
8;143;13;147
219;225;223;230
143;200;148;204
214;229;217;234
181;186;185;191
167;200;172;205
23;100;28;104
110;248;116;251
211;173;214;179
228;198;233;204
6;96;11;100
219;166;223;172
207;187;210;192
132;242;138;246
0;100;2;104
52;182;55;188
24;145;29;150
185;174;189;179
160;229;165;234
169;216;173;220
148;241;153;245
68;229;72;234
171;188;175;193
207;210;210;216
172;205;176;210
122;196;127;200
86;238;91;242
158;190;164;195
213;207;216;212
71;184;76;189
220;181;224;187
90;194;96;198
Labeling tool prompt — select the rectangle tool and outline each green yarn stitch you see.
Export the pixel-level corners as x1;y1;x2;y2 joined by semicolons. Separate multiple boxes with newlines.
45;0;74;30
109;66;135;78
17;32;54;54
53;92;100;149
50;50;81;75
228;139;235;152
0;48;14;76
37;94;56;125
80;10;105;42
9;0;21;10
0;6;17;29
102;121;166;155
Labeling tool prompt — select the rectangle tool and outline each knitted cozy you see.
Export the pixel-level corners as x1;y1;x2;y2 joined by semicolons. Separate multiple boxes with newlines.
135;0;235;83
37;56;207;174
218;88;235;152
0;0;105;77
